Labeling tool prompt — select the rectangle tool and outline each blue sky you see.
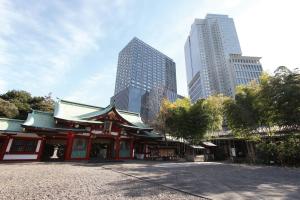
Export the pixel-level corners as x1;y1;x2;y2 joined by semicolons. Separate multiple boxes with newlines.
1;0;299;106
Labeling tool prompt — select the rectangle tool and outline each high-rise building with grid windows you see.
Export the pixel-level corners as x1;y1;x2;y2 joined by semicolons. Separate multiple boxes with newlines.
184;14;263;103
111;37;179;122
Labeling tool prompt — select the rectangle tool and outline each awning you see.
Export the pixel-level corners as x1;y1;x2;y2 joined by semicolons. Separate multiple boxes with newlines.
202;141;217;147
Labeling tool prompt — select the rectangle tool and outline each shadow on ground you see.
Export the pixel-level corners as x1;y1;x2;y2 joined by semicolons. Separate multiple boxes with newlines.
92;161;300;199
2;161;299;199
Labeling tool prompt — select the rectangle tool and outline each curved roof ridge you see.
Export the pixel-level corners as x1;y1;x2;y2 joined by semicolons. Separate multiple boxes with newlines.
59;99;104;109
0;117;25;122
117;109;140;116
31;110;54;115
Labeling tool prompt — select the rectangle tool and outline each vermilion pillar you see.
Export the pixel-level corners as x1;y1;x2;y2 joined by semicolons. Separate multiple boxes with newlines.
0;136;10;161
37;138;45;161
115;137;120;160
86;135;92;160
65;132;74;160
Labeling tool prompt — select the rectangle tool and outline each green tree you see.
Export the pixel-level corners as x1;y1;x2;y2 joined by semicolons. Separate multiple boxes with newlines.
255;72;276;133
0;98;19;118
30;94;55;112
268;66;300;130
0;90;54;119
224;82;261;136
1;90;32;119
225;66;300;136
203;94;229;134
165;99;209;143
152;98;174;141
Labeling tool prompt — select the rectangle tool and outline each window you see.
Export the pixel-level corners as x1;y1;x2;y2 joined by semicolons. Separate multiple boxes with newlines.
10;139;38;153
71;138;88;158
119;140;130;158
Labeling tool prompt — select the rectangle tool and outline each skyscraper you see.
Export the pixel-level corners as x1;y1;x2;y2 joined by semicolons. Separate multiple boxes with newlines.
111;37;179;122
184;14;262;103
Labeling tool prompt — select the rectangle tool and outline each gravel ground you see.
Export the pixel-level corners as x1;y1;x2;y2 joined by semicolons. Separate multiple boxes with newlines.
104;161;300;200
1;161;300;200
0;162;201;200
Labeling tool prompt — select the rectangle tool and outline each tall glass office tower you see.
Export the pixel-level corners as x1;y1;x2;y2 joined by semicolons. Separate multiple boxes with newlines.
184;14;262;103
111;37;179;122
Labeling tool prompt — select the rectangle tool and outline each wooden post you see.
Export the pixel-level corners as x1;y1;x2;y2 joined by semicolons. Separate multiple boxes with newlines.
143;143;146;159
0;136;10;160
37;138;46;161
130;139;134;159
115;137;120;160
65;132;74;160
86;135;92;160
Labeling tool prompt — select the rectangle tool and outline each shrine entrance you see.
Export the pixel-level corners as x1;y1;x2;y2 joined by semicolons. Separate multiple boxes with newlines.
90;138;114;161
41;138;67;161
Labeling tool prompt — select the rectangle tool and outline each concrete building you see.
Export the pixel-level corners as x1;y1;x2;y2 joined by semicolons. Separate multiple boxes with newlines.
111;37;179;122
228;54;263;95
184;14;262;102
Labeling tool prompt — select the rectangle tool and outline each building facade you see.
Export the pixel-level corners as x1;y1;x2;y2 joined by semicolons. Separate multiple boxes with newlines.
228;54;263;95
111;37;179;122
184;14;262;102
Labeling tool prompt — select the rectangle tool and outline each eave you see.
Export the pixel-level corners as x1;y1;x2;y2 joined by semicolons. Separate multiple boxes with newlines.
22;125;86;133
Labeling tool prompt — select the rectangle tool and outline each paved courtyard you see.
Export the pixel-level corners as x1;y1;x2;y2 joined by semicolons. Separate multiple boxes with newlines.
0;161;299;200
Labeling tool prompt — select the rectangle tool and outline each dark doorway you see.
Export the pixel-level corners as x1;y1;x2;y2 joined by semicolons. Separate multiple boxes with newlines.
41;139;67;161
90;139;114;161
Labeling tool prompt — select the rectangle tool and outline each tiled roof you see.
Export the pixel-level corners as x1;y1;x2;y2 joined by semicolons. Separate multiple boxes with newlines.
23;110;56;129
131;131;163;139
117;110;149;128
54;99;103;119
54;100;103;124
0;118;24;132
22;110;86;132
55;99;149;129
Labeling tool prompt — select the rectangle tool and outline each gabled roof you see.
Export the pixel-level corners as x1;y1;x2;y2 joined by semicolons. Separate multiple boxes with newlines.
0;118;24;132
55;99;150;129
86;106;151;129
23;110;55;129
54;99;103;124
23;110;85;132
117;110;150;129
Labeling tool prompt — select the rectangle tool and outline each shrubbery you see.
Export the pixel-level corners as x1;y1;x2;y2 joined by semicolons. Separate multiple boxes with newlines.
256;136;300;166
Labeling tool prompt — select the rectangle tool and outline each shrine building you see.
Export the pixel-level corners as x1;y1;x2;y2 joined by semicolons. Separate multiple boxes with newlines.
0;99;169;161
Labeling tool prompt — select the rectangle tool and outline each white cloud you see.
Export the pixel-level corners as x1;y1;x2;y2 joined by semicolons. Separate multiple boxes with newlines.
236;0;300;73
0;79;7;92
0;0;129;96
1;0;299;102
145;0;300;97
64;66;116;106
